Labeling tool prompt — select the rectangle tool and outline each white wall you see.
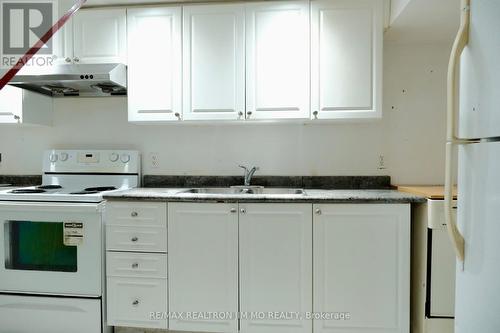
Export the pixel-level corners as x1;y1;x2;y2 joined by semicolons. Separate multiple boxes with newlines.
0;43;450;185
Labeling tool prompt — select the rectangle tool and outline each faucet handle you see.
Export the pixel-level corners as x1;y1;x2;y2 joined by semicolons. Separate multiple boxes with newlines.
238;165;249;173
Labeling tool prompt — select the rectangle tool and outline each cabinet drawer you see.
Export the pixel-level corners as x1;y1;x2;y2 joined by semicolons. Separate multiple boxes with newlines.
106;226;167;252
107;277;167;329
107;252;167;278
428;199;457;229
106;201;167;228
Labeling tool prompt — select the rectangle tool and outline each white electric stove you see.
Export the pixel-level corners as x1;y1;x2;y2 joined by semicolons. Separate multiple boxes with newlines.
0;150;140;203
0;149;140;333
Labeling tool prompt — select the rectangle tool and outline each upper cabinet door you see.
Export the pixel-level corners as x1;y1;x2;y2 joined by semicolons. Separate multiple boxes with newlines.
127;7;182;122
183;4;245;121
246;1;310;120
0;86;22;124
73;8;127;64
311;0;383;119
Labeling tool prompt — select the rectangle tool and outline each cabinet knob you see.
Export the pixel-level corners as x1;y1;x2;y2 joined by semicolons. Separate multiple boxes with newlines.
131;262;139;269
132;299;140;306
175;112;181;120
246;111;252;118
73;57;80;63
131;211;138;217
315;208;322;215
240;208;246;214
65;57;71;63
230;208;237;213
13;115;20;121
238;111;243;118
313;111;319;119
131;236;139;242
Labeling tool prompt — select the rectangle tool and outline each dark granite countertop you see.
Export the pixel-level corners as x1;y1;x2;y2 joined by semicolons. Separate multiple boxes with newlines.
104;187;425;204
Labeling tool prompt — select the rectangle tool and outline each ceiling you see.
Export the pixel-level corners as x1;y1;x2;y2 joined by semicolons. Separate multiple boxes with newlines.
384;0;461;44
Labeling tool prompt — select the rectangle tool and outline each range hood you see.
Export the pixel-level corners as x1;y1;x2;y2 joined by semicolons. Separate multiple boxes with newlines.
8;63;127;97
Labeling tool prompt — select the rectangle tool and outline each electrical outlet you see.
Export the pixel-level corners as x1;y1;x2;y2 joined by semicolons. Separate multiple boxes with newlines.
378;155;387;170
149;152;159;169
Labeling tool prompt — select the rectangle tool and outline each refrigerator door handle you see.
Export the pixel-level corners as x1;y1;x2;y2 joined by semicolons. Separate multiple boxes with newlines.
447;0;470;143
445;142;465;262
445;0;472;263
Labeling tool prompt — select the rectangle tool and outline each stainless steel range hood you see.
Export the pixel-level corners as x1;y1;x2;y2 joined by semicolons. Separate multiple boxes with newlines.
8;63;127;97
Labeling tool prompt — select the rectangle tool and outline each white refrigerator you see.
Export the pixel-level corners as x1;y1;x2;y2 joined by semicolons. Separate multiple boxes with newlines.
445;0;500;332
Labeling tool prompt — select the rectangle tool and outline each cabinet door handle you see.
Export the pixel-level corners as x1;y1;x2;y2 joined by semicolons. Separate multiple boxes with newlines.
131;262;139;269
238;111;243;118
240;208;246;214
73;57;80;63
246;111;252;118
65;57;71;63
132;299;139;306
313;111;319;119
230;208;237;213
315;208;322;215
131;236;139;242
131;211;138;217
175;112;181;120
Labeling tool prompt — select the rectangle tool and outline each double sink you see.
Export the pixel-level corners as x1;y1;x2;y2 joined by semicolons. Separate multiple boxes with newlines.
178;186;306;196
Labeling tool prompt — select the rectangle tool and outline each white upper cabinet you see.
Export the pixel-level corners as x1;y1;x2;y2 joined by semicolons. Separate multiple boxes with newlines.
0;86;52;125
127;7;182;122
72;8;127;64
246;1;310;120
182;4;245;120
168;203;239;332
239;203;312;333
311;0;383;119
313;204;410;333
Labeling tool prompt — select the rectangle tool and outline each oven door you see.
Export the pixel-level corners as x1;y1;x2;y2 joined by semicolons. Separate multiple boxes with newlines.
0;201;103;297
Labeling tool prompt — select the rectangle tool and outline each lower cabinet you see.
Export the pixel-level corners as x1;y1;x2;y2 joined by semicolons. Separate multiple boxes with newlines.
239;203;312;333
105;201;410;333
168;202;239;332
313;204;410;333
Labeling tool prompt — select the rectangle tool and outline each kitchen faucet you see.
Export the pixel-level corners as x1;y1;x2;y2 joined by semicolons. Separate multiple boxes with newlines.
239;165;259;186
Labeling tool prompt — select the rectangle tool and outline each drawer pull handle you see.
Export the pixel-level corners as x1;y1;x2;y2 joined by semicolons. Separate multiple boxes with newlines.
131;263;139;269
131;211;138;217
132;299;139;306
230;208;237;213
131;236;139;242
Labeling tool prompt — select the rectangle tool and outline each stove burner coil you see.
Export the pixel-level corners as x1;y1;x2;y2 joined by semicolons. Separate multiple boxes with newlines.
10;189;47;194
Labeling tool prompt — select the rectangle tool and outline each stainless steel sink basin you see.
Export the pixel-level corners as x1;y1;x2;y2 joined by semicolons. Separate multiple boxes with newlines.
178;187;306;195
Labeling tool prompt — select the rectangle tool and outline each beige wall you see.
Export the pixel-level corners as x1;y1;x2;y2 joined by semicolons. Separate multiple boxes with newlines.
0;43;450;185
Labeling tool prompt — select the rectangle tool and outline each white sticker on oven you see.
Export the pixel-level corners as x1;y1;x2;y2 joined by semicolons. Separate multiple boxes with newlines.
64;222;84;246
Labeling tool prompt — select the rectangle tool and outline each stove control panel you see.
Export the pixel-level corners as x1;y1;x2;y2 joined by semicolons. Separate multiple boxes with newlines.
43;150;141;174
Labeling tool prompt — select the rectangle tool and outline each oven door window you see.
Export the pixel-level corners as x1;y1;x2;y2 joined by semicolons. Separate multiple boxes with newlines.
4;221;77;272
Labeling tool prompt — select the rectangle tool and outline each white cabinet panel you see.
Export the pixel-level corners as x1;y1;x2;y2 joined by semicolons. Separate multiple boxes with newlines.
0;86;52;125
107;277;167;329
246;1;310;120
73;8;127;64
311;0;383;119
313;204;410;333
183;4;245;120
0;86;22;123
168;202;238;332
239;203;312;333
127;7;182;122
